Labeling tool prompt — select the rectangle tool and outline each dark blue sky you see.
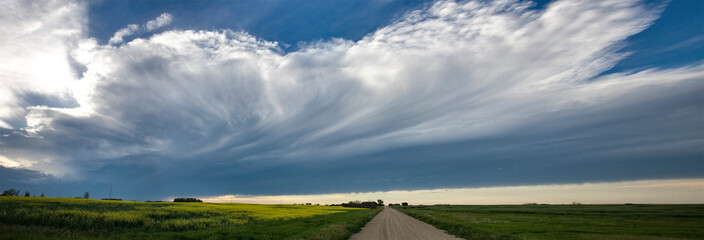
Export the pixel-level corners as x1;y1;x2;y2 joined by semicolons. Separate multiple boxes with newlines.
87;0;435;50
0;0;702;201
606;0;704;73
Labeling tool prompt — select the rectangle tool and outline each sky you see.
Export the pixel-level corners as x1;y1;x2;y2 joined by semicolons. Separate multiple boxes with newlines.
0;0;702;203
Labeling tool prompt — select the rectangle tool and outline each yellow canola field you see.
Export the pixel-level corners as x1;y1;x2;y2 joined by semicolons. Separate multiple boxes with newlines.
0;197;356;231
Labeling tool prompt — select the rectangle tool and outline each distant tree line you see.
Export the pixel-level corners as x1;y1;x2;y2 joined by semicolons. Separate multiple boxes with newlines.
340;200;379;208
173;197;203;202
1;188;45;197
1;188;94;199
388;202;408;206
1;189;20;196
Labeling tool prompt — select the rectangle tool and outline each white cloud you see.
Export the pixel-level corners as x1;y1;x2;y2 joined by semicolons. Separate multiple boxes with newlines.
108;24;139;45
0;0;701;195
109;13;172;45
145;13;172;31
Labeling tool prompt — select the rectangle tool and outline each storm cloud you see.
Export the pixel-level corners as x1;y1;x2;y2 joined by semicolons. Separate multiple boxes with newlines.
1;0;702;200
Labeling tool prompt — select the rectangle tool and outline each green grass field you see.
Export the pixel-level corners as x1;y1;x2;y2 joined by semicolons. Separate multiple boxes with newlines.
394;204;704;240
0;196;381;239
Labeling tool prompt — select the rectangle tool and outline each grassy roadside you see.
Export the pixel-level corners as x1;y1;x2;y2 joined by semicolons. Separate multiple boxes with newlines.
393;206;517;240
292;206;383;240
394;204;704;240
0;196;382;240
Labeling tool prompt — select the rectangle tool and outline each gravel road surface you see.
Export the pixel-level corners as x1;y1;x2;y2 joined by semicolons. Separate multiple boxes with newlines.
349;207;463;240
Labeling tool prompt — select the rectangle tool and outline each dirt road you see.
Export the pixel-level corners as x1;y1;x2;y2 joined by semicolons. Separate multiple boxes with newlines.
349;207;463;240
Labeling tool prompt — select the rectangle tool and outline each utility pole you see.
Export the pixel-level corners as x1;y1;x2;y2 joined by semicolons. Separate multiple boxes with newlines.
109;184;112;199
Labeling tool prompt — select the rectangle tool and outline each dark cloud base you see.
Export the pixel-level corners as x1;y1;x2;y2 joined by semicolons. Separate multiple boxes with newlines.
3;143;699;201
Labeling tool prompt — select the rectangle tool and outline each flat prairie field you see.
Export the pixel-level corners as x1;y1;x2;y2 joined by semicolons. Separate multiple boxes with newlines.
395;204;704;240
0;196;380;240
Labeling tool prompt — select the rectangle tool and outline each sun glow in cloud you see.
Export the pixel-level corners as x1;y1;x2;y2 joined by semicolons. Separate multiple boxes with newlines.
0;0;702;200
